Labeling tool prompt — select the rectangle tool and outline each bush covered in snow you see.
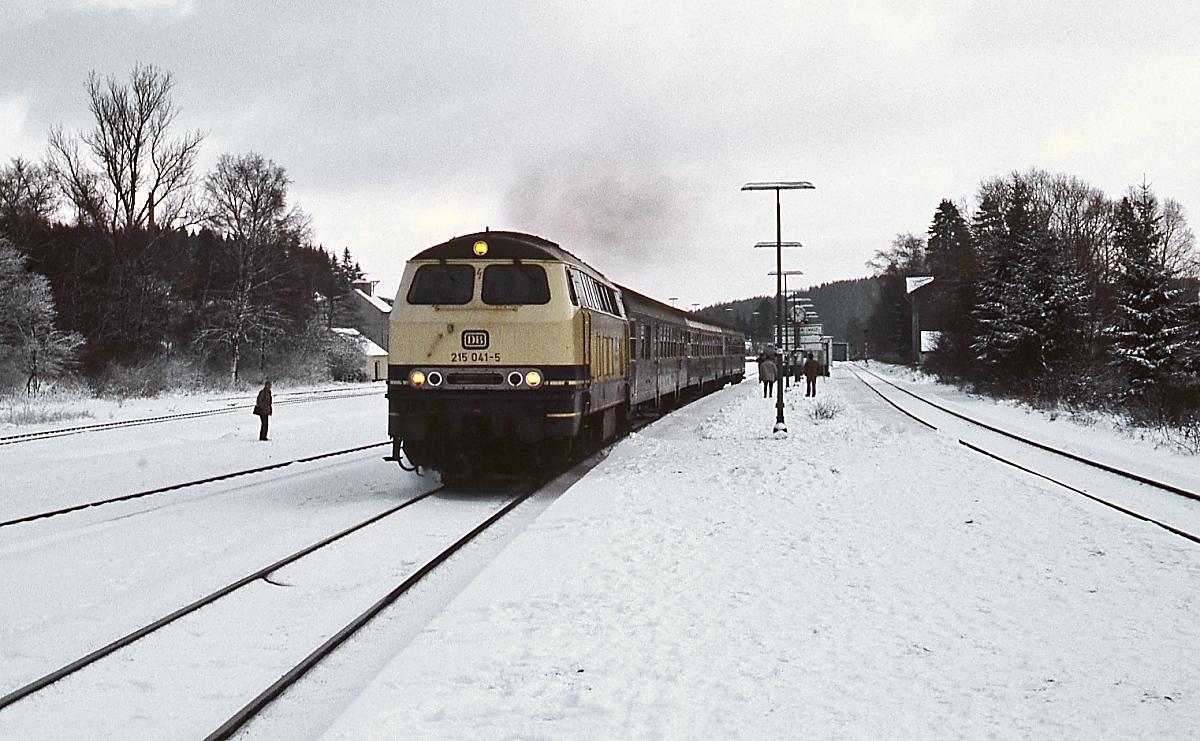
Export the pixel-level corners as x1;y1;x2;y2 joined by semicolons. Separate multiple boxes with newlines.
808;399;843;422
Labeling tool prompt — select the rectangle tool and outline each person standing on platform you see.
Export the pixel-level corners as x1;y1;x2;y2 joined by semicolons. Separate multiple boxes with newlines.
254;380;273;440
758;347;778;399
803;352;822;397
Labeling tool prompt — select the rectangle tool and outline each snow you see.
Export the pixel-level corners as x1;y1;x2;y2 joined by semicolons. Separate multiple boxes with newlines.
3;369;1200;739
354;288;393;316
309;368;1200;739
331;328;387;357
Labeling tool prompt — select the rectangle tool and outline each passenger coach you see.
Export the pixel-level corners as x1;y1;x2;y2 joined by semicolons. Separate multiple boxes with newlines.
386;231;743;477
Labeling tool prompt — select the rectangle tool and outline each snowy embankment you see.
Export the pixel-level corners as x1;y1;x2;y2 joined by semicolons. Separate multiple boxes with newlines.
1;381;377;433
0;382;386;520
316;367;1200;740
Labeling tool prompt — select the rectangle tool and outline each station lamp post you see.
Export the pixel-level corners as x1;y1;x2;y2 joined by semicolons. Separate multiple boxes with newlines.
769;269;804;357
742;180;815;433
754;242;801;351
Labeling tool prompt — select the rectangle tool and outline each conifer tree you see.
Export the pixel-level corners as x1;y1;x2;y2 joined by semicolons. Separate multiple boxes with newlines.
970;188;1035;383
1107;185;1189;409
327;247;366;328
924;200;976;373
969;174;1098;392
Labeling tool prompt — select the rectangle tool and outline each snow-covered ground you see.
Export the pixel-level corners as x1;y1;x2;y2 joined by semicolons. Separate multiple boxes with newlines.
3;369;1200;739
299;367;1200;740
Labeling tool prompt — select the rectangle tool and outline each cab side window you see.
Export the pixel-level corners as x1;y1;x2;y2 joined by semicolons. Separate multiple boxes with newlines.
407;264;475;304
482;264;551;305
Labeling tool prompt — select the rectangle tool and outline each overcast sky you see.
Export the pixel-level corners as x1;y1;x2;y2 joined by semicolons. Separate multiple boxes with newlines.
3;0;1199;307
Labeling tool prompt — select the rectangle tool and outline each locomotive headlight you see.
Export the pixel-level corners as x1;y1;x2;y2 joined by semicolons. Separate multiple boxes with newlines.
524;370;543;387
409;370;426;386
473;240;488;256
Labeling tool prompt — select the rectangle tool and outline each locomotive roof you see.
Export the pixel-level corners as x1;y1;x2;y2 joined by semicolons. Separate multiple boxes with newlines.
410;231;741;336
410;231;590;268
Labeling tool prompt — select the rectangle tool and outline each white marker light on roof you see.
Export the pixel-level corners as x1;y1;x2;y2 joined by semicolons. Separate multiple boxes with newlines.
473;241;488;256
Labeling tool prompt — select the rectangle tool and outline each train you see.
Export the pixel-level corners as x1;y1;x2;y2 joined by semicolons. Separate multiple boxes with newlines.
385;230;745;478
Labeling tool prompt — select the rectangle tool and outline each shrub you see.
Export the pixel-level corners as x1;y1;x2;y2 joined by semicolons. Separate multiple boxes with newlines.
808;399;843;421
93;356;209;398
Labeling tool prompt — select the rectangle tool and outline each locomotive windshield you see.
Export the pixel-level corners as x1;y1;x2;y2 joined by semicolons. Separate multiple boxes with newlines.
407;264;475;304
481;264;551;305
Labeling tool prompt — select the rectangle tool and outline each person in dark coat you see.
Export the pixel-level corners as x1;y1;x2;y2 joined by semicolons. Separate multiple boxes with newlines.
802;352;822;397
254;380;272;440
757;348;778;398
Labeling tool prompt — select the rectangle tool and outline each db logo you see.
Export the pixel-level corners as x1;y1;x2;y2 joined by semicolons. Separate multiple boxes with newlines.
461;330;489;350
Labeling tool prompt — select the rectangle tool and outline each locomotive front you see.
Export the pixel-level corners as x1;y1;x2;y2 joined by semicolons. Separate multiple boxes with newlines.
386;232;592;477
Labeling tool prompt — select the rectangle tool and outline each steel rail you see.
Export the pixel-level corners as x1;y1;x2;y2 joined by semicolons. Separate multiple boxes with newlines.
204;402;670;739
959;439;1200;546
0;484;445;711
848;364;1200;546
853;364;1200;502
203;482;543;741
846;366;938;430
1;376;707;726
0;442;391;529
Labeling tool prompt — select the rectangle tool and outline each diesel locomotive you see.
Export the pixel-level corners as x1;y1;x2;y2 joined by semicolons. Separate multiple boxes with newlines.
386;230;744;477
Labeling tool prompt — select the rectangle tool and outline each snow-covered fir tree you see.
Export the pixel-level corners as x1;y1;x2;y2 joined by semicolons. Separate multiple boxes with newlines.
1107;185;1191;407
969;177;1095;389
970;184;1043;384
925;199;976;374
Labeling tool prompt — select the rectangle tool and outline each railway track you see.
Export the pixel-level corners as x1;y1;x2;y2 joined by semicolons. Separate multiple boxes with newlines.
0;386;380;446
0;442;391;529
0;453;603;739
202;476;551;741
0;482;448;711
849;363;1200;546
0;378;719;736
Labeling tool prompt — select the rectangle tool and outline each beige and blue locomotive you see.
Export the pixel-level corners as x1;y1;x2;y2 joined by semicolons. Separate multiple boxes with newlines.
386;231;744;477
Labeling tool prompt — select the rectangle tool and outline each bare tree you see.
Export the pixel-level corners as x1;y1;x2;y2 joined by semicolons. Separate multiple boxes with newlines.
1156;197;1198;279
46;63;203;234
200;152;310;382
43;65;204;364
0;157;58;242
868;232;927;276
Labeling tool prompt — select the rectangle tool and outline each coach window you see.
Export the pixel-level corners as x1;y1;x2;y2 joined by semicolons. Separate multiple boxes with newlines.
599;285;616;315
565;267;579;305
482;264;551;305
407;264;475;304
584;277;600;310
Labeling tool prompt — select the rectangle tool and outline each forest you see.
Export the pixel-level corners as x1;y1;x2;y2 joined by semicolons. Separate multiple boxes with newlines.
888;170;1198;424
0;64;370;397
708;168;1200;426
7;64;1200;429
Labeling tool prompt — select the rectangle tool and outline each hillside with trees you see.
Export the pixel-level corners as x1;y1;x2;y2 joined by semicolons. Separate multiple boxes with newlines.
0;64;371;396
871;169;1200;424
6;64;1200;433
703;167;1200;429
699;279;884;358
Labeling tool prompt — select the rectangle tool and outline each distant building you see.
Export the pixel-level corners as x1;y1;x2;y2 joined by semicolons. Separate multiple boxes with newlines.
331;327;389;381
348;279;392;351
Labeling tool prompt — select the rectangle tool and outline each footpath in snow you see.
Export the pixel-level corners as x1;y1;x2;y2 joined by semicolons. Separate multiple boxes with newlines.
316;367;1200;740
